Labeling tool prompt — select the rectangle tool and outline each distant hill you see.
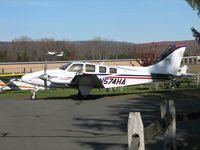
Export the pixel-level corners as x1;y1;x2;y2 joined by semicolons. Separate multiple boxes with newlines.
0;40;199;62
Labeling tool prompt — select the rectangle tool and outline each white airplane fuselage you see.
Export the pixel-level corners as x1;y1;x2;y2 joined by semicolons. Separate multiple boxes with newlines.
21;45;186;97
22;65;156;88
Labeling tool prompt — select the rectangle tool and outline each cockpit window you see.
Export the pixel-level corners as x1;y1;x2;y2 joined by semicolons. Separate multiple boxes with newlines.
59;63;72;70
68;64;83;72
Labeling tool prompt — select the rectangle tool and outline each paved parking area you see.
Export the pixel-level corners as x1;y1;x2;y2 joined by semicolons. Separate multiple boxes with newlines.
0;95;199;150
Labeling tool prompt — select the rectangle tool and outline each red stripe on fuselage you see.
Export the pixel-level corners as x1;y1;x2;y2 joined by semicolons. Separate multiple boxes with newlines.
104;76;153;79
104;76;168;79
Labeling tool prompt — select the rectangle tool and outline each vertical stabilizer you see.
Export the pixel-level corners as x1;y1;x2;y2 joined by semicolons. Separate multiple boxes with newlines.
149;45;186;75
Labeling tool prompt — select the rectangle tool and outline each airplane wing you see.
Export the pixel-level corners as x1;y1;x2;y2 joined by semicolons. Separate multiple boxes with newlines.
0;73;26;79
71;74;104;89
0;73;35;92
69;74;104;97
176;72;198;77
176;65;198;77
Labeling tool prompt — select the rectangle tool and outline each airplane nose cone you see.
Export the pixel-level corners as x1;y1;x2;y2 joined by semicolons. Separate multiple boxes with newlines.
39;74;48;80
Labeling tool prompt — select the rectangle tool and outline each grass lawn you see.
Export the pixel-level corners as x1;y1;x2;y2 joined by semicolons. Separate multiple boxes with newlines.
0;83;199;99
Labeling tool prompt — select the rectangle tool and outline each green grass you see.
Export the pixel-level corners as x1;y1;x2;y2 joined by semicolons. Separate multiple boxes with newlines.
0;83;199;99
0;88;78;99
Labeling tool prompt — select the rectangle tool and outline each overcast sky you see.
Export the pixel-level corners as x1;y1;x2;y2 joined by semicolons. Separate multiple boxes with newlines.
0;0;199;43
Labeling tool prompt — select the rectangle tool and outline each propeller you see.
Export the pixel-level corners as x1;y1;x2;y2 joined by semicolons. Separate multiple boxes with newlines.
44;62;47;89
40;51;64;89
39;62;48;90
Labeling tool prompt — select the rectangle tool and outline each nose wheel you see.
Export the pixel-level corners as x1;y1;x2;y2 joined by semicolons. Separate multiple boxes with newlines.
31;92;37;100
31;86;38;100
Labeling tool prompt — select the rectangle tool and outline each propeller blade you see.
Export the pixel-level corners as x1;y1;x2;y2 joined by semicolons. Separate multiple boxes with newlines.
44;78;47;89
44;63;47;90
39;63;48;89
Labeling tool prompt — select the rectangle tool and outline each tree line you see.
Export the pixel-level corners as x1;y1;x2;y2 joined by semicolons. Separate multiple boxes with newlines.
0;36;200;66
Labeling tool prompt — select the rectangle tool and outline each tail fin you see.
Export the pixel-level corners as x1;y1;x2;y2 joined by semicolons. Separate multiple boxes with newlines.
149;45;186;75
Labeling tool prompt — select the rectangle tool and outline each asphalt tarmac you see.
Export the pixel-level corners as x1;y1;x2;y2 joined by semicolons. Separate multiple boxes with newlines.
0;95;199;150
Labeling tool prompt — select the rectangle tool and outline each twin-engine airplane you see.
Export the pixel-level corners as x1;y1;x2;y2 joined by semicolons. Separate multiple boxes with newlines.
21;45;186;100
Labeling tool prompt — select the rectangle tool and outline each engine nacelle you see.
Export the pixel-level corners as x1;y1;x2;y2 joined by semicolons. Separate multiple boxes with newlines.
49;78;71;84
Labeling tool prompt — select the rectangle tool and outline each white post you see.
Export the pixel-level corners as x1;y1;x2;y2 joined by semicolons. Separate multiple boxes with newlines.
161;100;176;150
128;112;145;150
155;82;159;90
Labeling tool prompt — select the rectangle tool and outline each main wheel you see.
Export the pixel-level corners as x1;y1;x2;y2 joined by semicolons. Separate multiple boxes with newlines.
78;90;88;99
31;94;37;100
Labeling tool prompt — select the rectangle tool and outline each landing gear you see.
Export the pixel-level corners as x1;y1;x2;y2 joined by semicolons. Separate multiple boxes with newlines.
31;86;38;100
78;85;92;99
77;76;93;99
0;88;3;94
78;90;88;99
78;90;82;97
31;92;37;100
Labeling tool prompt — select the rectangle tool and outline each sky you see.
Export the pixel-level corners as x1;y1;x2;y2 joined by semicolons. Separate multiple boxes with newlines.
0;0;199;43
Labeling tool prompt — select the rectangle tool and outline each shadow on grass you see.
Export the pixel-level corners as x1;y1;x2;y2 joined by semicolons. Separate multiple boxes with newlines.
40;88;200;101
42;91;160;101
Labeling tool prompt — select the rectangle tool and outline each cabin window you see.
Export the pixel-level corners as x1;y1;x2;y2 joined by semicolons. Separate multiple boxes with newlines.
99;66;106;73
109;68;117;74
86;64;95;72
68;64;83;72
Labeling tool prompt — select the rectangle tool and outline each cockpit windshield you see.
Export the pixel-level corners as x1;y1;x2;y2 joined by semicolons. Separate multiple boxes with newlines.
68;64;83;72
59;63;72;70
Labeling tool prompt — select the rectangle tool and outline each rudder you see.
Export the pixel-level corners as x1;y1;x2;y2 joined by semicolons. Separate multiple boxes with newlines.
149;45;186;75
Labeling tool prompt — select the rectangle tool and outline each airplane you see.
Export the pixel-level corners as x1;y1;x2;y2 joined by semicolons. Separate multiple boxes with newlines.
48;51;64;56
0;74;44;93
177;65;198;77
21;45;186;100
